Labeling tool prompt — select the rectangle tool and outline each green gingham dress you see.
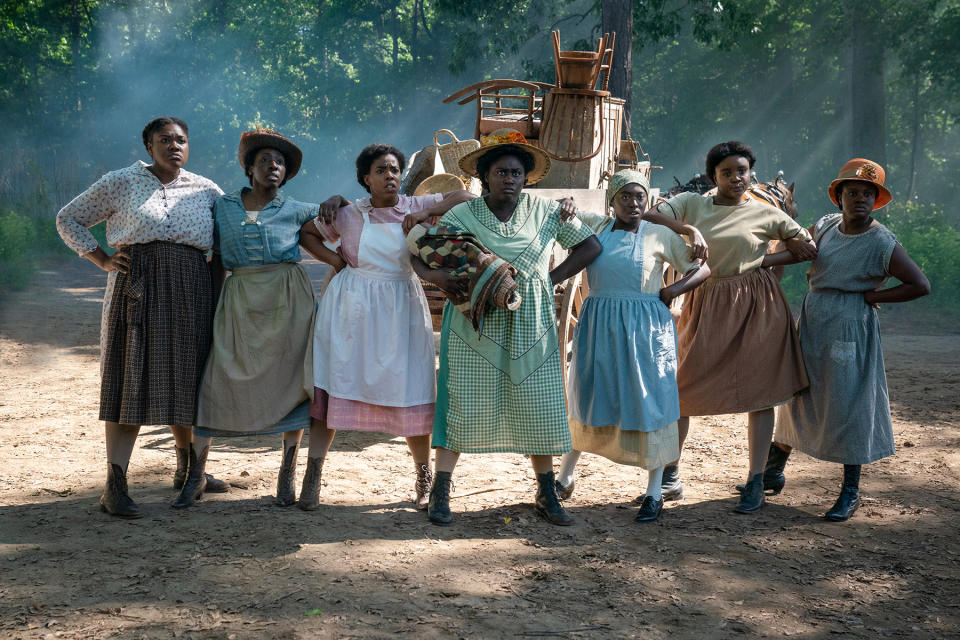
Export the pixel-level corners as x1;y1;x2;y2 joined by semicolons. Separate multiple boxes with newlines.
432;193;595;454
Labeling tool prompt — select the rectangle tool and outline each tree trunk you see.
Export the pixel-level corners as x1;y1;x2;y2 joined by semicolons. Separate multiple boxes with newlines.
601;0;632;139
844;1;885;165
906;74;921;200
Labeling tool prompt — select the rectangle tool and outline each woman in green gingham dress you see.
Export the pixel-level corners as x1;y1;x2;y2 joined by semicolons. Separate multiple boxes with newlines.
411;130;601;527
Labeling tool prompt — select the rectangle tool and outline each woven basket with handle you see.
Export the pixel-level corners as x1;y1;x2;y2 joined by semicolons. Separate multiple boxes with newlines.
434;129;480;175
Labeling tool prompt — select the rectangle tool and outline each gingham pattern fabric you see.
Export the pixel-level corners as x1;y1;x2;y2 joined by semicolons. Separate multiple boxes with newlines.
99;241;214;426
432;194;595;454
310;388;434;437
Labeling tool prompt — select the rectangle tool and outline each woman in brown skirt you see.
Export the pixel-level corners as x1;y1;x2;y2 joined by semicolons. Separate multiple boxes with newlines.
56;117;228;518
644;141;818;513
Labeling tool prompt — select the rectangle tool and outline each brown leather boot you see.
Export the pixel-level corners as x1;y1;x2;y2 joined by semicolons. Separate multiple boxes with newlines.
276;442;299;507
297;457;324;511
414;462;432;511
174;446;228;493
100;463;142;518
171;444;209;509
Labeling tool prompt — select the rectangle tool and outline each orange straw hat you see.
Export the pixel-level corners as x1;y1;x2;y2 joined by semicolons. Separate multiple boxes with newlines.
237;127;303;180
828;158;892;209
458;129;551;186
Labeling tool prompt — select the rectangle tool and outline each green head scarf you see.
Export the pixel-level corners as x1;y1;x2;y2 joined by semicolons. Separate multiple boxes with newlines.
605;169;651;212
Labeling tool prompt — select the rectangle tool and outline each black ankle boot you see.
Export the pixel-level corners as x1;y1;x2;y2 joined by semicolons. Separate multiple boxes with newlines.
535;471;572;526
174;446;229;493
825;464;861;522
297;457;324;511
634;495;664;523
100;463;142;518
734;473;765;513
638;463;683;504
415;463;433;511
428;471;453;526
735;443;790;495
276;443;299;507
172;444;208;509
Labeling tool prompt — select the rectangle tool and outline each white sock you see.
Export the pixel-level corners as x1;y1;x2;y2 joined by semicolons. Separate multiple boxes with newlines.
558;451;581;487
646;466;664;501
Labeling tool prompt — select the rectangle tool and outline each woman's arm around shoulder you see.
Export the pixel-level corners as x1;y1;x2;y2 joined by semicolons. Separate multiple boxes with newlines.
402;190;477;233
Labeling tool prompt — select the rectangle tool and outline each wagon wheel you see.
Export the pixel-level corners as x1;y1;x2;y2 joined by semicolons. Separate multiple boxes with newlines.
555;270;588;393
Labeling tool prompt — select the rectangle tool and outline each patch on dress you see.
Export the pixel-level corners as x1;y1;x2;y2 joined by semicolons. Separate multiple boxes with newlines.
829;341;856;364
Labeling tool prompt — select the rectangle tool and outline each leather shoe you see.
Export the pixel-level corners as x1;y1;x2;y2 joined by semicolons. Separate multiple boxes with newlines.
825;486;860;522
634;495;663;523
733;473;765;513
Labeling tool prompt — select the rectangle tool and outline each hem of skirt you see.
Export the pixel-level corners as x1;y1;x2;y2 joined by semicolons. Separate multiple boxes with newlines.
681;392;802;417
99;412;196;427
777;441;894;465
193;422;310;437
331;424;433;437
430;444;572;455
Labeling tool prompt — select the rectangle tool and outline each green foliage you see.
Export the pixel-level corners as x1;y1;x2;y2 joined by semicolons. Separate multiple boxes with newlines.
0;210;71;292
875;202;960;310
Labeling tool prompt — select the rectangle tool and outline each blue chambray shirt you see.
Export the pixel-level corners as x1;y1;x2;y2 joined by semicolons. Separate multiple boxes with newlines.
213;189;319;269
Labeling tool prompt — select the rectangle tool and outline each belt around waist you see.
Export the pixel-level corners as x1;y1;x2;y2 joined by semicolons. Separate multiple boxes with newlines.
347;266;417;282
230;262;301;276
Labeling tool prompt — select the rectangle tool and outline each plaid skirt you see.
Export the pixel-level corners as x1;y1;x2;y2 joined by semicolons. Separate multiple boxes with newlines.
99;241;214;426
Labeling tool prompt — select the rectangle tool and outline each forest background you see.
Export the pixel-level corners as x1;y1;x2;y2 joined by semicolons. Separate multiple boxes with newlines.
1;0;958;310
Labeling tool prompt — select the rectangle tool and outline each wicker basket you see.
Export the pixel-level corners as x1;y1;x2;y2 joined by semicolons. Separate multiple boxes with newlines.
434;129;480;175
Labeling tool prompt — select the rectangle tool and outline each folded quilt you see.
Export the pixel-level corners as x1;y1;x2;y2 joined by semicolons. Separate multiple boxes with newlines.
407;224;522;331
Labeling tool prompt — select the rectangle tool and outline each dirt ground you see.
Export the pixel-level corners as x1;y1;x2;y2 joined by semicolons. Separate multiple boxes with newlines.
1;258;958;640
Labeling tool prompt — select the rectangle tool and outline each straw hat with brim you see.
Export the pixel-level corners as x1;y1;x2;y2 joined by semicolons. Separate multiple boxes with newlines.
238;129;303;181
414;173;466;196
828;158;892;209
458;129;551;186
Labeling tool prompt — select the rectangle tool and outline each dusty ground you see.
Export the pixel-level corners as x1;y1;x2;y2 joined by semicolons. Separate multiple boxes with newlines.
1;258;958;640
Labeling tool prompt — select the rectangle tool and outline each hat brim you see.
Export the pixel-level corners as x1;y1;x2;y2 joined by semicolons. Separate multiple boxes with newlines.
238;133;303;181
828;177;892;210
458;142;551;186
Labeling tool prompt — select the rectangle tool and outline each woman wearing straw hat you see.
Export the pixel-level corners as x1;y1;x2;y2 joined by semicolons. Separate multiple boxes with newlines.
300;143;476;511
764;158;929;521
413;129;602;527
554;169;711;523
181;128;341;509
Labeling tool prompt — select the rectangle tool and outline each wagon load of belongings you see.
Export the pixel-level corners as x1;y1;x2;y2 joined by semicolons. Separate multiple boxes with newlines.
406;224;522;332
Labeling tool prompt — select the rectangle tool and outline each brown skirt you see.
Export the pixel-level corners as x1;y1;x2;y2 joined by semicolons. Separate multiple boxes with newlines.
677;268;807;416
99;241;214;426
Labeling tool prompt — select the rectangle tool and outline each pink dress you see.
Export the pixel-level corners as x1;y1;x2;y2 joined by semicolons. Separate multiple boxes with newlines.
310;195;441;436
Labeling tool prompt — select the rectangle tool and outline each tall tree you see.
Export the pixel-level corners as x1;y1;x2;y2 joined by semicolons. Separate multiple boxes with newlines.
601;0;632;138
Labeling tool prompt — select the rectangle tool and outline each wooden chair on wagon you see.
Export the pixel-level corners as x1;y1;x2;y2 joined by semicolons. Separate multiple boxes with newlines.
443;79;553;141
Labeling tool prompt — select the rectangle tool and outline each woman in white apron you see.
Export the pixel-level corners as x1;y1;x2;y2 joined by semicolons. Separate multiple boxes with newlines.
301;143;474;510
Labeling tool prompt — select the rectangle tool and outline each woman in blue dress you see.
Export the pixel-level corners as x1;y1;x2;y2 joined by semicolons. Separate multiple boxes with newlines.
556;170;710;522
765;158;930;521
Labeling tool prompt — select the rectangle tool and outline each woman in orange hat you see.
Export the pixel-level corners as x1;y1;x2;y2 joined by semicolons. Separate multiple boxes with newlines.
764;158;930;521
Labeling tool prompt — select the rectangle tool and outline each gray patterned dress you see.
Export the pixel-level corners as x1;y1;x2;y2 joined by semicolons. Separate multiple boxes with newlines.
775;214;899;464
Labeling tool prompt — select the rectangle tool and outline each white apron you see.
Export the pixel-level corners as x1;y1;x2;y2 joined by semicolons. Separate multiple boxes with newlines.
313;211;436;407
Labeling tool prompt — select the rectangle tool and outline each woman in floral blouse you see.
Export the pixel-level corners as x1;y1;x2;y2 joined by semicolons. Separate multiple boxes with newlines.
56;117;228;517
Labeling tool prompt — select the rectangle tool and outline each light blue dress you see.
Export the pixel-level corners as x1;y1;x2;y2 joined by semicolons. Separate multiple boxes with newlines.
566;216;696;467
775;214;899;464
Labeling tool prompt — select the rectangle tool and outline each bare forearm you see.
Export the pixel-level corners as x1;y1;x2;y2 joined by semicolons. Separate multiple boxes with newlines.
549;236;602;286
662;263;711;300
761;250;805;268
864;282;930;305
642;211;685;235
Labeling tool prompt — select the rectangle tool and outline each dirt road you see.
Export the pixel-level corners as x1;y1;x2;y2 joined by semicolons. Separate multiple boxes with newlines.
1;259;958;639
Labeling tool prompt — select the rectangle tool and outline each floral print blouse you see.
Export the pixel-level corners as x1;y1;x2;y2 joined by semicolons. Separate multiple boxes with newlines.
56;161;223;255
